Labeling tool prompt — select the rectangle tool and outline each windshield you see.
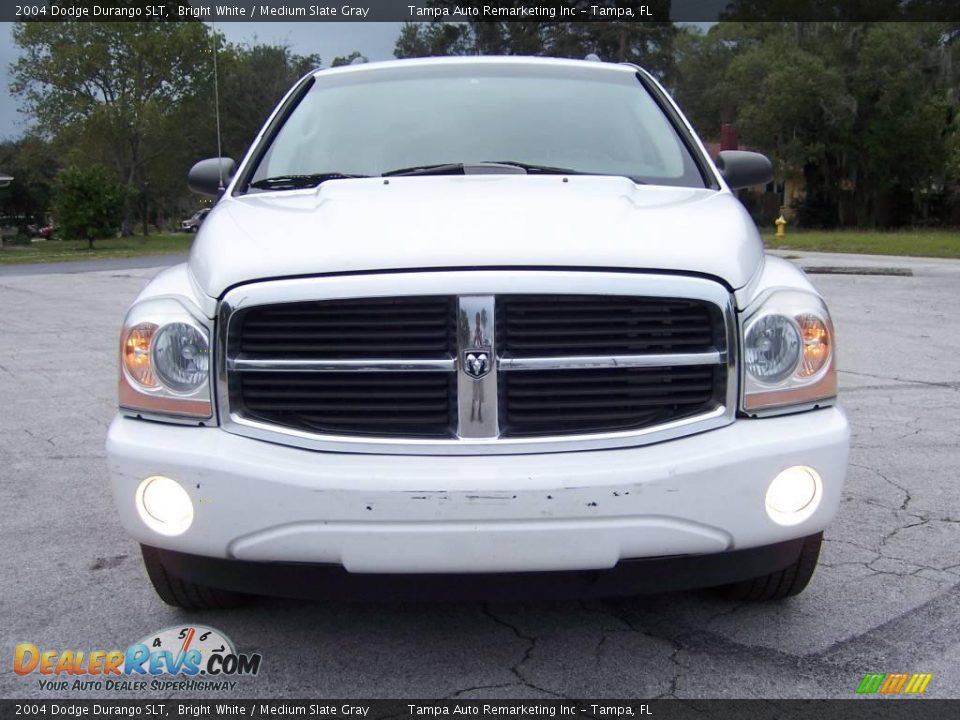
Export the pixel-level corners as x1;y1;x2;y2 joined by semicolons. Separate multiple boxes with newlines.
245;63;707;191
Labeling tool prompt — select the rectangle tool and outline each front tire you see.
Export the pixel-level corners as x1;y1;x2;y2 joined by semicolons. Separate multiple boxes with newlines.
718;532;823;601
141;545;250;610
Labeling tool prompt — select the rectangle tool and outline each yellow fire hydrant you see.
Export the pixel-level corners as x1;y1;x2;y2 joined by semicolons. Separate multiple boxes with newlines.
775;214;787;239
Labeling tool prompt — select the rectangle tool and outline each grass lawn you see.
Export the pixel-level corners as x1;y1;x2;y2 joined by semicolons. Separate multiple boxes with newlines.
0;233;193;265
762;228;960;259
3;228;960;264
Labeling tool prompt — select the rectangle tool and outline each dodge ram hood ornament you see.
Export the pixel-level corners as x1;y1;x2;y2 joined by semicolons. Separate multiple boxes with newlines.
463;351;491;379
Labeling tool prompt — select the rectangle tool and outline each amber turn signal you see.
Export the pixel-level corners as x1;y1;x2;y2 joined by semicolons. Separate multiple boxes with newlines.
796;314;830;377
122;322;159;387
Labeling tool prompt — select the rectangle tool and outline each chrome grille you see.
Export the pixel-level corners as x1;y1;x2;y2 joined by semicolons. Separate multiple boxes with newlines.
496;295;724;437
238;296;455;359
237;371;456;437
219;272;736;455
499;295;717;356
226;296;456;437
500;366;721;437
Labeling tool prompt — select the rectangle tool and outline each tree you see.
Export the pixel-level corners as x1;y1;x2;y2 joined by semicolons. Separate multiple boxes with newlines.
848;23;952;226
211;42;322;160
394;22;471;58
142;40;321;227
673;22;957;227
53;165;126;249
11;22;325;233
11;21;213;234
0;135;58;230
331;51;365;67
393;1;678;82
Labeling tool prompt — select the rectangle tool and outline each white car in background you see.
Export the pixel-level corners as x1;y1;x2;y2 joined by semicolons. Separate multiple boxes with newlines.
180;207;210;233
107;57;848;609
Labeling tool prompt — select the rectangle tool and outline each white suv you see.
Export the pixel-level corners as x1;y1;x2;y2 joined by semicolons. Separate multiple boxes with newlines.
107;57;848;608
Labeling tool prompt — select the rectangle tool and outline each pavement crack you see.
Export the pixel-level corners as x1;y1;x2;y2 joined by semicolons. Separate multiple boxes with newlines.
585;600;689;698
23;428;56;447
839;369;960;392
480;604;565;698
593;626;610;665
880;517;930;548
651;642;684;700
850;462;912;511
444;682;520;699
578;600;634;664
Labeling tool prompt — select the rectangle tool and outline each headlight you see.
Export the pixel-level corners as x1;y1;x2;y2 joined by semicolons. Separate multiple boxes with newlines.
123;323;158;387
796;314;831;377
152;323;210;392
741;290;837;413
744;314;801;383
119;299;213;420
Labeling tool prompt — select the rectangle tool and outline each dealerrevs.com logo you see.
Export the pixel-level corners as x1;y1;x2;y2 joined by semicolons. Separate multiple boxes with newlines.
856;672;933;695
14;625;261;693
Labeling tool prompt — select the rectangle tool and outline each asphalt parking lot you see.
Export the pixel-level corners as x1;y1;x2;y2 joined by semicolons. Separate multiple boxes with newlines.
1;253;958;699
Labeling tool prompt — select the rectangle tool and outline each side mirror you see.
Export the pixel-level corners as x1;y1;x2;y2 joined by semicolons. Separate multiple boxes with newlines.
188;157;236;197
715;151;773;190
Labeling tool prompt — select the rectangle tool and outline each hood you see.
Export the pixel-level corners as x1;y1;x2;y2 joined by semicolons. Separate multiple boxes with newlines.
190;175;763;298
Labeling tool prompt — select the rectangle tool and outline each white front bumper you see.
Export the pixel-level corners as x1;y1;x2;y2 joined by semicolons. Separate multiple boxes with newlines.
106;408;849;573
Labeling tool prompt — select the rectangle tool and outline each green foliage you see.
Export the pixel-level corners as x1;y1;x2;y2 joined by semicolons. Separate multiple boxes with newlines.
11;21;213;234
762;228;960;258
0;135;57;227
671;30;734;137
395;22;471;58
393;1;678;82
0;232;193;265
9;22;324;234
212;43;321;160
674;22;960;228
53;165;126;249
721;38;853;170
10;18;960;231
11;21;211;133
331;51;365;67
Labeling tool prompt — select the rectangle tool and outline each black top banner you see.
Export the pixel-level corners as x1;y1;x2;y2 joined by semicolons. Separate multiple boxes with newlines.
6;0;960;23
4;700;960;720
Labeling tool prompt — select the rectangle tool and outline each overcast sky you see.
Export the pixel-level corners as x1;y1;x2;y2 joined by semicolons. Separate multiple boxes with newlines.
0;21;404;142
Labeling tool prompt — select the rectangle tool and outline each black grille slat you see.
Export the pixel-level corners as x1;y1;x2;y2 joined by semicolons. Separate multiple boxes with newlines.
508;326;712;337
499;295;718;357
504;336;711;351
240;343;451;354
237;371;455;438
500;366;722;437
238;297;455;360
508;390;713;407
494;294;724;437
506;313;709;324
241;376;447;388
508;385;714;398
231;296;456;438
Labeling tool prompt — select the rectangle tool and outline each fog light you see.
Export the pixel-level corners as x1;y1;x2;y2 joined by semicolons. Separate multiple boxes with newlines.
135;475;193;536
765;466;822;526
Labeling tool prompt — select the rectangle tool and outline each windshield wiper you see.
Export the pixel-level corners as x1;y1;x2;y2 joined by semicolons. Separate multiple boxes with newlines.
381;161;600;178
488;161;643;181
484;160;587;175
381;163;466;177
249;172;369;190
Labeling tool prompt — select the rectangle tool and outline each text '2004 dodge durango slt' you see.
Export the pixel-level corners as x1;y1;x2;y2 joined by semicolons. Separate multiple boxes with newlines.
106;57;849;609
